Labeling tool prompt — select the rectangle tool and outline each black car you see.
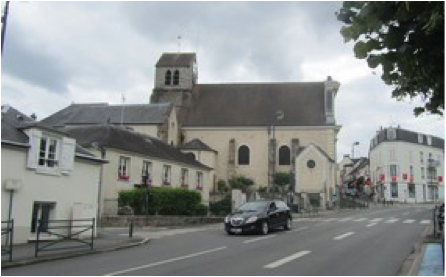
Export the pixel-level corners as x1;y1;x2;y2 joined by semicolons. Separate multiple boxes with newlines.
224;200;292;235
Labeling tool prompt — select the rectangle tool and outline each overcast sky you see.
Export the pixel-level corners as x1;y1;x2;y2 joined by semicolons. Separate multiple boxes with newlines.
1;1;444;161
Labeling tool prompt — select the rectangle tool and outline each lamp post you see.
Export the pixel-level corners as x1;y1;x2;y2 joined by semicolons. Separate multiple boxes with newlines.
269;110;284;194
1;1;10;56
352;141;361;159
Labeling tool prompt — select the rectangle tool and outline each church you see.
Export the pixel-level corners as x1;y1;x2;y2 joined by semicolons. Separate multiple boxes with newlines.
43;52;341;209
151;52;341;208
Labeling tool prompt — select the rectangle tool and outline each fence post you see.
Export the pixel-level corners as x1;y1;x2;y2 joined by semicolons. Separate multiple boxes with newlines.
9;220;13;262
35;220;40;257
91;218;95;250
129;218;134;238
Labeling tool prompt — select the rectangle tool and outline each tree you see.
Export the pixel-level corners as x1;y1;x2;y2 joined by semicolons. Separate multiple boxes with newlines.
217;179;229;194
274;172;291;196
337;2;444;116
228;175;255;193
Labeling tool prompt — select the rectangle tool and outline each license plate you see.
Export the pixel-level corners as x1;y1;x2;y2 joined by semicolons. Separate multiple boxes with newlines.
231;228;242;234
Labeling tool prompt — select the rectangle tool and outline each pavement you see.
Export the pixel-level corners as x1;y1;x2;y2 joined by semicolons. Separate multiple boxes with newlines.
1;227;150;269
2;206;440;276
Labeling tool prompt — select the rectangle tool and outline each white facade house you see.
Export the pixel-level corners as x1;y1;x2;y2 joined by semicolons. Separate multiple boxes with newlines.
61;125;212;216
1;106;105;244
369;127;444;203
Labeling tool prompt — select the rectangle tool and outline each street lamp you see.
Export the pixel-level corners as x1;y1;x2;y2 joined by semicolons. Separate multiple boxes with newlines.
268;110;284;192
352;141;361;159
1;1;10;56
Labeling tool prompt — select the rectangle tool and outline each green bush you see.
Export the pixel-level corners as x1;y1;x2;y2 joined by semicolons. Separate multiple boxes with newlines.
209;195;231;216
194;204;209;216
118;187;207;216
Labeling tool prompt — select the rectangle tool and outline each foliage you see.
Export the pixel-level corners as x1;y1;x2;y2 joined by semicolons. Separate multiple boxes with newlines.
118;187;206;216
274;172;290;187
257;186;267;194
337;1;444;116
228;175;255;193
217;179;229;194
209;195;232;216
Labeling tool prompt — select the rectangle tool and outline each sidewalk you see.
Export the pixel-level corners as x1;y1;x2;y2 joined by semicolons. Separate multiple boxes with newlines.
1;228;150;269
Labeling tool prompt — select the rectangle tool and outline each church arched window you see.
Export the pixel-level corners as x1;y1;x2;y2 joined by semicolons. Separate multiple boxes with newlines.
278;145;291;165
238;145;250;165
165;70;172;85
173;70;180;85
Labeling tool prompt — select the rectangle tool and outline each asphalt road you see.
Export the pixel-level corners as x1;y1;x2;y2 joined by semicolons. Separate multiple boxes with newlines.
3;205;433;276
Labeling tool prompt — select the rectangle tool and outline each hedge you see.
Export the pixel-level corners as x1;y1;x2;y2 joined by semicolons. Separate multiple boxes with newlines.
118;187;207;216
209;195;231;216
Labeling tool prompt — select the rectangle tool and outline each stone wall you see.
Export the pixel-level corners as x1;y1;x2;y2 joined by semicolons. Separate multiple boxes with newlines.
101;215;224;227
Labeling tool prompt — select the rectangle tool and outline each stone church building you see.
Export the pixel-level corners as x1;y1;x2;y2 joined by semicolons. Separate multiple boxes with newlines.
42;52;341;209
151;53;341;208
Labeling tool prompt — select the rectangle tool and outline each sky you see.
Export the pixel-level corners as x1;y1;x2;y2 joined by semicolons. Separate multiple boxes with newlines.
1;1;444;161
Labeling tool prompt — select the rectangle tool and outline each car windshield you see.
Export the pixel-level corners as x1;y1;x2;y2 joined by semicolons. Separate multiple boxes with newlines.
237;201;268;212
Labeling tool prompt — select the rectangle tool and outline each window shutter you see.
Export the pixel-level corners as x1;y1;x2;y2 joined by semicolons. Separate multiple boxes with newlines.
60;137;76;174
26;129;42;169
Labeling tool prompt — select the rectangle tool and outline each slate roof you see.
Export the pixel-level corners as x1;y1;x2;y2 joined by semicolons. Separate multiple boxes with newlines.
1;105;101;161
155;53;196;68
1;105;32;144
181;139;218;153
41;103;172;127
370;127;444;150
61;125;211;170
295;144;335;163
183;82;328;127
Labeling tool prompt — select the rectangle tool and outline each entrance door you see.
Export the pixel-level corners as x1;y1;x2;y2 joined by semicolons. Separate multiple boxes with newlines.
31;202;55;233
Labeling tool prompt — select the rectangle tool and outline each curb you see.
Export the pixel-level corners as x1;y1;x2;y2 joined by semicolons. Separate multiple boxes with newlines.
398;225;431;275
1;237;151;270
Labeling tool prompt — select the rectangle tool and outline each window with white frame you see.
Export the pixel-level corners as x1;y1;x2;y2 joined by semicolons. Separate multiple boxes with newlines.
181;168;189;187
118;157;130;180
141;161;152;185
389;164;398;177
387;128;396;140
196;171;203;189
38;136;59;168
420;151;424;163
421;167;425;179
418;134;424;144
391;183;398;198
163;165;171;185
409;165;414;177
427;135;432;145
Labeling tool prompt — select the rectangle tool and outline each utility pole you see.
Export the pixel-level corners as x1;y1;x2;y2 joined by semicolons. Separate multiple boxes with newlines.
1;1;10;56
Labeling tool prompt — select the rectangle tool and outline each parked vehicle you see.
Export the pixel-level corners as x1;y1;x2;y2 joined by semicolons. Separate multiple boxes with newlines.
224;200;292;235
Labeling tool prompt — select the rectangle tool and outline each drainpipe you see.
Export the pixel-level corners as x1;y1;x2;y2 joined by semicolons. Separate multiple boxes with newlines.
96;147;106;226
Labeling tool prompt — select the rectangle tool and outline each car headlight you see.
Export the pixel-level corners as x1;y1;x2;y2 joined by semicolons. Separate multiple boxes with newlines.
245;216;258;224
225;216;230;223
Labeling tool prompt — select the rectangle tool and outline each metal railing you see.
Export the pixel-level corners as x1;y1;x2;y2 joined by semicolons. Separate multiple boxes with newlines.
35;218;95;257
1;220;14;262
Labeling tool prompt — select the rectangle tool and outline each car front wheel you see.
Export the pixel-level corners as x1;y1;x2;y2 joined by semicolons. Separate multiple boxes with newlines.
261;221;269;235
284;217;292;230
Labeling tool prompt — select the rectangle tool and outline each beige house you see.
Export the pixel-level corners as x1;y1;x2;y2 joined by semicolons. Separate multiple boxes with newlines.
1;106;105;244
151;52;342;209
61;125;212;216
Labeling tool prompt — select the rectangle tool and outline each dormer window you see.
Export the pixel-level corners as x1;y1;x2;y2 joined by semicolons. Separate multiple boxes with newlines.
165;70;172;85
38;136;59;168
387;128;396;140
418;133;424;144
173;70;180;85
427;135;432;146
325;90;333;114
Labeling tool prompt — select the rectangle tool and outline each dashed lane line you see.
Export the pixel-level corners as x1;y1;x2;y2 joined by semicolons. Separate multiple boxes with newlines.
264;251;312;269
420;220;431;225
333;232;355;241
289;226;309;233
366;223;377;228
385;218;399;223
403;219;416;224
370;218;383;222
353;218;368;222
244;235;277;244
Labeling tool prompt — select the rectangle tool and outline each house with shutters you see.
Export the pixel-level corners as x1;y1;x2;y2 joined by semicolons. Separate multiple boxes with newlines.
1;105;105;244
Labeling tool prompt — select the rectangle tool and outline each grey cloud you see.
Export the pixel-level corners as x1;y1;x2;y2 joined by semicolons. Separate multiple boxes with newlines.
2;23;71;93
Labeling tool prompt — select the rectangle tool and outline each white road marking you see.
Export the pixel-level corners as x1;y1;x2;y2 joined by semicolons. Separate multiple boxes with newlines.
244;235;277;244
420;220;431;225
333;232;355;241
264;251;311;269
385;218;399;223
353;218;367;222
289;226;309;233
366;223;377;228
338;217;352;222
403;219;416;224
370;218;383;222
105;246;227;276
